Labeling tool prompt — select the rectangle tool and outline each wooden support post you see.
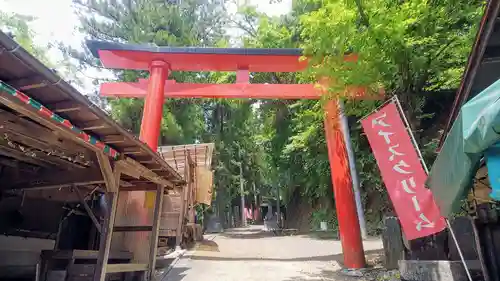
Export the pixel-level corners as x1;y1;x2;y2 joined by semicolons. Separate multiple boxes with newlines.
147;185;164;280
74;186;102;233
93;191;119;281
176;185;187;248
96;152;118;192
94;151;122;281
176;157;190;248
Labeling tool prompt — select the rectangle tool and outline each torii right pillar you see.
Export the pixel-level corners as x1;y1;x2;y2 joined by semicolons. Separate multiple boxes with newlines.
325;99;365;268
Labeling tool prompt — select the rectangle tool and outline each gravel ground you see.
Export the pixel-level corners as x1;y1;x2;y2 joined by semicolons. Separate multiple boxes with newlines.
158;225;389;281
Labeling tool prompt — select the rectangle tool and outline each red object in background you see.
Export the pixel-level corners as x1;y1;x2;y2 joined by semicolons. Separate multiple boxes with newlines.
324;100;366;268
361;102;445;240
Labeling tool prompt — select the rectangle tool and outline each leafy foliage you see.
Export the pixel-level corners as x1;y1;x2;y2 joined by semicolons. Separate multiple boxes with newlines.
61;0;484;233
0;12;52;66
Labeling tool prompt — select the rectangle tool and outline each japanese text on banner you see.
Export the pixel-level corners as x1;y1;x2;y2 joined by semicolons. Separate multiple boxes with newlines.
361;102;445;240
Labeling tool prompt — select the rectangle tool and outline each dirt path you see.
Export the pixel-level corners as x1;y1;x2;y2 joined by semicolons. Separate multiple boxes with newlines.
159;225;384;281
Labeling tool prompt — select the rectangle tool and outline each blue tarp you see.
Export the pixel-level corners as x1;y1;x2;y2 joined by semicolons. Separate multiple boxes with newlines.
426;79;500;217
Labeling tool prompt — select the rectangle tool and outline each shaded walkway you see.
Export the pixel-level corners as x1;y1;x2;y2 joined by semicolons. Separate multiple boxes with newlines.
159;225;384;281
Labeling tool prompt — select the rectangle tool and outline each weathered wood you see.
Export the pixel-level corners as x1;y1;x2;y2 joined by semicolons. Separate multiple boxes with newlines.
102;135;126;144
96;152;118;192
0;143;52;168
122;147;144;155
5;76;48;91
0;89;111;157
119;184;159;192
115;158;142;179
74;186;102;233
176;158;191;247
80;119;108;130
6;168;103;190
0;110;90;157
117;157;174;188
0;135;87;169
105;263;148;273
113;226;153;232
148;185;164;280
176;185;188;247
41;250;132;260
49;101;81;113
93;191;120;281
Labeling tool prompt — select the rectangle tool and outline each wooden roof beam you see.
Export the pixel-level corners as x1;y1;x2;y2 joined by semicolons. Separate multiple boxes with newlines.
115;157;174;188
49;101;82;113
4;76;49;91
102;135;126;144
80;120;109;131
6;168;103;190
0;143;53;168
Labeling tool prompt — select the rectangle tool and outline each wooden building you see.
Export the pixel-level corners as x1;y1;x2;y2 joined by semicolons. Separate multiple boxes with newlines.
0;31;185;281
157;144;214;247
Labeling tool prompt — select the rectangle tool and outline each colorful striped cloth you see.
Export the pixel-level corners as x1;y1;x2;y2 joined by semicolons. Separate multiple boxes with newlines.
0;80;119;159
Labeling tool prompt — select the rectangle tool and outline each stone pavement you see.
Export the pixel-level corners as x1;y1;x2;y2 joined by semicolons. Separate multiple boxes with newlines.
158;225;384;281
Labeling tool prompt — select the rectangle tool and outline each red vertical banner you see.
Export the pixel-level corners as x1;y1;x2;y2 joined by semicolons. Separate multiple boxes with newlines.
361;101;445;240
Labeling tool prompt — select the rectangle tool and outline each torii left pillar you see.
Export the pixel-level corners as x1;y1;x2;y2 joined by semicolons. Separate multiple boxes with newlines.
87;41;366;268
139;60;169;150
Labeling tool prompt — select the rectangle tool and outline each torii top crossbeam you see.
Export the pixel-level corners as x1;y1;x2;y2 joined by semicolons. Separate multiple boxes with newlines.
87;40;308;72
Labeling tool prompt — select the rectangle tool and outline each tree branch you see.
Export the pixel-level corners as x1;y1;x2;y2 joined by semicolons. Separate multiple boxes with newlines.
354;0;370;27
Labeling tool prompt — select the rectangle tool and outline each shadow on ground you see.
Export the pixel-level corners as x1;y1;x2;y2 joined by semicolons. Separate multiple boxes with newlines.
283;268;401;281
306;231;339;240
158;266;189;281
220;230;277;239
190;249;384;264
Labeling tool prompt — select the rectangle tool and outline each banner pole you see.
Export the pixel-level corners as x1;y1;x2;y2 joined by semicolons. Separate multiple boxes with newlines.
392;96;429;173
358;96;396;123
393;96;472;281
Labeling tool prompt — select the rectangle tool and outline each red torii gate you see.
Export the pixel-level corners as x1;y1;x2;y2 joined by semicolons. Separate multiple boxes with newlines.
87;40;371;268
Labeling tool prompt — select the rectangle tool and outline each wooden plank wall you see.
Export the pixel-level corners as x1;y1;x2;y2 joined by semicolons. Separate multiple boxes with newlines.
111;191;154;263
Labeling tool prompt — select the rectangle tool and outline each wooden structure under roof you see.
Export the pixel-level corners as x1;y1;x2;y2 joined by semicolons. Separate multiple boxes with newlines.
0;30;183;281
157;143;214;248
158;143;214;177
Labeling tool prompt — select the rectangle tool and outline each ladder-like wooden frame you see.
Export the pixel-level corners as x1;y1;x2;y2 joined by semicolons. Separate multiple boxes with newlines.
93;152;167;281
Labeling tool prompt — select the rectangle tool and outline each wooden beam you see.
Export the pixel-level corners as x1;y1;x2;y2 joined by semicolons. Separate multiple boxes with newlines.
5;76;49;91
122;147;144;155
0;134;87;169
6;168;103;190
74;186;102;233
0;90;113;158
80;120;108;131
176;158;190;248
93;192;119;281
119;183;159;192
0;143;53;168
49;101;82;113
113;225;152;232
96;152;117;192
115;158;142;179
116;157;173;188
102;135;126;144
148;185;164;279
0;110;90;157
105;263;148;274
